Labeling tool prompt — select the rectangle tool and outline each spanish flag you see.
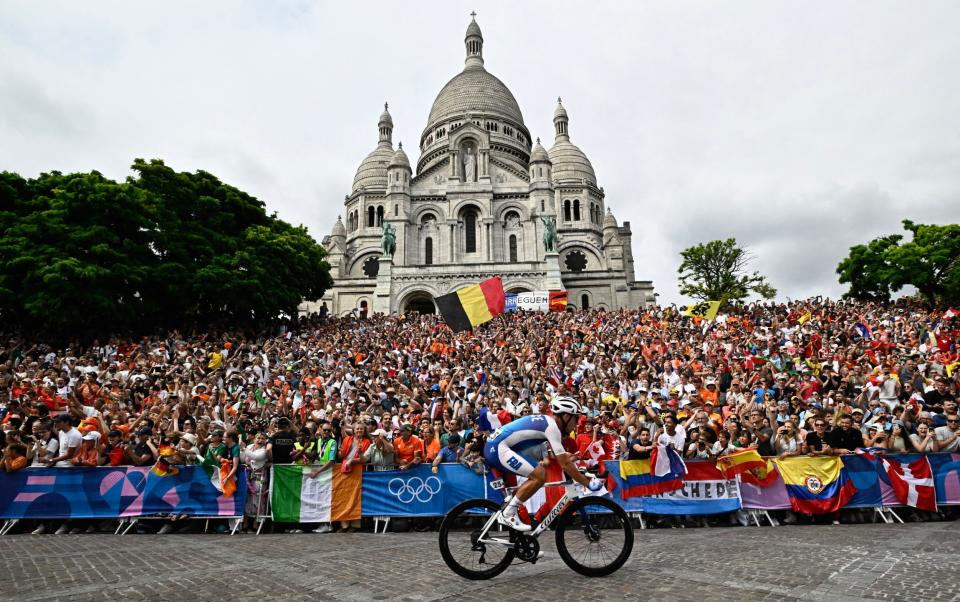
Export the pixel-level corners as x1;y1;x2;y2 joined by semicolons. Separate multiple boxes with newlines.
717;449;777;486
775;456;856;514
717;449;765;476
548;290;568;312
435;277;506;332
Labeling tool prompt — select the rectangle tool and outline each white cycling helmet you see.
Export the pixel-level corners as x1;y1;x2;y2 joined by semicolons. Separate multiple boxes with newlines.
550;395;584;416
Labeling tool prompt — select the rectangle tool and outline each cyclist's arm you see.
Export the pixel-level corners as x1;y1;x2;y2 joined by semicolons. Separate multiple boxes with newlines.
554;451;592;488
544;419;591;488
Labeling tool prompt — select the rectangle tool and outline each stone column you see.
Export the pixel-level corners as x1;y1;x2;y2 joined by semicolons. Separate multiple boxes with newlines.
449;223;456;262
485;221;492;261
450;151;459;179
373;256;393;315
544;252;563;291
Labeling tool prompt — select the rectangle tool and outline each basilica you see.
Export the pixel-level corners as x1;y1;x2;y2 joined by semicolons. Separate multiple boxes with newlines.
317;16;655;316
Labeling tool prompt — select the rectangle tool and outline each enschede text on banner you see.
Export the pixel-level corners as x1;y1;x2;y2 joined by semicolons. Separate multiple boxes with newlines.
0;466;246;520
361;463;488;517
606;460;741;515
270;464;361;523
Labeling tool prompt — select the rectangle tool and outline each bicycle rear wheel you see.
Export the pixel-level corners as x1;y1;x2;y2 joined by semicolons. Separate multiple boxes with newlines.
438;498;515;580
555;496;633;577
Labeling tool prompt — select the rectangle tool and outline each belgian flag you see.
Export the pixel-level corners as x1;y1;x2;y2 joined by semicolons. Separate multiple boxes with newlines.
436;277;506;332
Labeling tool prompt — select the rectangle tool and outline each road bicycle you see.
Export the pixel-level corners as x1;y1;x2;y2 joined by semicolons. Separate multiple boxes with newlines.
438;474;634;579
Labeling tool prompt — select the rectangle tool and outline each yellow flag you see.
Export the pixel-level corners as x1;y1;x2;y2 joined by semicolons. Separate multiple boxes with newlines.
681;300;721;321
798;311;812;325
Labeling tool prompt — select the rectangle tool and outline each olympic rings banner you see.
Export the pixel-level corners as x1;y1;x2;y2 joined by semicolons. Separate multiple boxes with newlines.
361;464;488;517
0;466;247;520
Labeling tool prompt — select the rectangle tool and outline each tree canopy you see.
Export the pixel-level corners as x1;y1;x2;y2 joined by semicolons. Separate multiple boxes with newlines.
0;159;332;338
837;220;960;305
677;238;776;305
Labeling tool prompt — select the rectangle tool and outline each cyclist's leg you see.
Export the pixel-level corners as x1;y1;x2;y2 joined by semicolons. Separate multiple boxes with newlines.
498;442;546;528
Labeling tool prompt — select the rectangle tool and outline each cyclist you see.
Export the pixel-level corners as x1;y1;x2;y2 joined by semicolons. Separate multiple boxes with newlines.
483;395;604;531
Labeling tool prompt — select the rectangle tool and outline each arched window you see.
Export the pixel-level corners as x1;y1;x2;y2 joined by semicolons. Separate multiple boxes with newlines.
541;199;545;212
376;206;384;226
425;237;433;265
367;206;375;227
509;235;518;263
464;210;477;253
359;300;368;318
564;200;571;221
581;293;590;310
394;204;398;216
573;200;581;221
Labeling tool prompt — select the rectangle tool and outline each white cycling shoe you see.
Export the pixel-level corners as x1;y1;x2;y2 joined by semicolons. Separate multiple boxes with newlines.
497;510;531;532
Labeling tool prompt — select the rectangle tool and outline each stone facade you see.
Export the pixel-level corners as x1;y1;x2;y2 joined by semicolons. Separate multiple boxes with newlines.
314;16;655;317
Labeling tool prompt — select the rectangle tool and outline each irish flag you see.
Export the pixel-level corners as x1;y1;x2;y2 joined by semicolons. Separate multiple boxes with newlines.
271;465;362;523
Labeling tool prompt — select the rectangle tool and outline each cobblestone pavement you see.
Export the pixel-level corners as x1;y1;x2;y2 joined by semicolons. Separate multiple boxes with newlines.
1;521;958;601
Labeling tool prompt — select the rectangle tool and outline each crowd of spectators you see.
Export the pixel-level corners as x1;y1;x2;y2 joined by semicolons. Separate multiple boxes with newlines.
1;296;957;533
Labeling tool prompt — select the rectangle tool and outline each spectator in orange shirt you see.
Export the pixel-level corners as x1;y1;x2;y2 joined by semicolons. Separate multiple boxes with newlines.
700;378;720;407
2;443;29;472
393;423;423;470
71;432;102;467
420;424;441;463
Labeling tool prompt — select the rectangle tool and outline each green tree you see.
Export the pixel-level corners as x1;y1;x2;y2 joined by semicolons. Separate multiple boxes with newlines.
677;238;776;305
837;220;960;305
836;234;903;303
0;159;332;337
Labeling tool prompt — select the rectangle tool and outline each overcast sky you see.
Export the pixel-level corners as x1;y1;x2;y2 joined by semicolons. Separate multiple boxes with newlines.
2;1;958;305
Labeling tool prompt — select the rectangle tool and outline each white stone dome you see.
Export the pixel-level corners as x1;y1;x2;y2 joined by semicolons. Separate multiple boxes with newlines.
603;208;618;229
530;138;550;163
548;140;596;182
426;67;525;130
549;98;596;183
331;215;346;237
389;143;411;170
352;142;393;192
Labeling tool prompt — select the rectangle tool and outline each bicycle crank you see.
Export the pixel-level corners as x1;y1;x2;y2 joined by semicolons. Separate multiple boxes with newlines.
513;534;541;563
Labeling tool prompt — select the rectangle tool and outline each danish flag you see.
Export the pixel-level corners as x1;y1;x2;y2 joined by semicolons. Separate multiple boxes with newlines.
881;456;937;512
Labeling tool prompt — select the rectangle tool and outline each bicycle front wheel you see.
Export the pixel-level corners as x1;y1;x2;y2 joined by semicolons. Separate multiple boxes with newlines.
438;498;515;580
555;495;633;577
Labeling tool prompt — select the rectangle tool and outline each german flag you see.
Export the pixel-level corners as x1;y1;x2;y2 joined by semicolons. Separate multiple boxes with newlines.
436;277;506;332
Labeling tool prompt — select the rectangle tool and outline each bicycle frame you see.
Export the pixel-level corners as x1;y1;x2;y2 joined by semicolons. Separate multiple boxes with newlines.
475;480;582;545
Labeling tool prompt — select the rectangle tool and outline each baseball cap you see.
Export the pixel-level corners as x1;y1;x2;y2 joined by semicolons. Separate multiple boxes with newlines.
371;428;388;437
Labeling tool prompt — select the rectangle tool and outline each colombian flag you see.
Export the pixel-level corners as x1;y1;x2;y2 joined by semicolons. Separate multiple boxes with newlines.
618;445;685;498
436;277;506;332
775;456;856;514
